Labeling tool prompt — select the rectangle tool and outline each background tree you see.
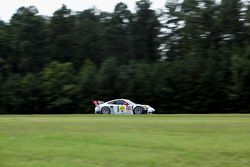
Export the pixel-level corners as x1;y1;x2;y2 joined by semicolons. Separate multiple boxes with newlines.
9;6;47;73
96;57;118;100
1;1;250;114
72;9;101;67
0;21;11;75
48;5;75;63
0;74;23;114
130;0;161;62
78;59;98;113
101;2;132;63
41;61;77;113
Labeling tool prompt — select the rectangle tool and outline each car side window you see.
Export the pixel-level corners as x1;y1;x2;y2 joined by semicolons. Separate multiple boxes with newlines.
117;100;126;105
108;100;128;105
108;100;118;105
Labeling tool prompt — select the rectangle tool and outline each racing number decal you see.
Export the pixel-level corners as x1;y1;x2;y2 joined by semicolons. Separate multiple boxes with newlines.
119;105;125;112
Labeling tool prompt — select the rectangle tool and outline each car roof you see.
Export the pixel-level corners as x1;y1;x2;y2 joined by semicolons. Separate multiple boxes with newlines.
107;99;129;102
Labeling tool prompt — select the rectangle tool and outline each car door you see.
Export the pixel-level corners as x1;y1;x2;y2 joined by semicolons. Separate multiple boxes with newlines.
107;100;119;114
116;100;133;115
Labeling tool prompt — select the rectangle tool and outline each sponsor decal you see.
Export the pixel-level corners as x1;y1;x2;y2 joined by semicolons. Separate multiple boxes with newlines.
126;106;132;112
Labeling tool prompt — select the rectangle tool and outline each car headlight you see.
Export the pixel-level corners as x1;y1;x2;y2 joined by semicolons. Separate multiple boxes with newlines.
95;106;100;110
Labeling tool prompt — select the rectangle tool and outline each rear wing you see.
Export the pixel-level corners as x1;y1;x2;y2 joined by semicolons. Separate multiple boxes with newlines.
91;100;104;106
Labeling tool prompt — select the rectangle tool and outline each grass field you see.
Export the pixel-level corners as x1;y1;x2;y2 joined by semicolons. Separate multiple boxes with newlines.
0;115;250;167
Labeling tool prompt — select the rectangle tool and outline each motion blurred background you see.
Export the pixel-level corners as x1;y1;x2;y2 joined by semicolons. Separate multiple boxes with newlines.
0;0;250;114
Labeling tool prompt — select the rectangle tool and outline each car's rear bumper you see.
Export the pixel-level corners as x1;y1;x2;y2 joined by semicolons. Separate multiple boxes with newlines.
95;107;102;114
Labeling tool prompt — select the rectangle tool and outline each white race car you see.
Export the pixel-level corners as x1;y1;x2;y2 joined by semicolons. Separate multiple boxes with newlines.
92;99;155;114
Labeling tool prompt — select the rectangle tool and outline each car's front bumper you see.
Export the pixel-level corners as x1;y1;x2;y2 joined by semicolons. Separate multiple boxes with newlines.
147;108;155;114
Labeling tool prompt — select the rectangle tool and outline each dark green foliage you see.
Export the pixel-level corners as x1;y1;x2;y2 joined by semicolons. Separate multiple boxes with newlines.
130;0;161;62
0;74;23;113
41;61;78;113
9;6;47;73
1;1;250;114
48;5;75;63
77;59;98;113
71;9;101;67
96;57;118;99
104;2;132;63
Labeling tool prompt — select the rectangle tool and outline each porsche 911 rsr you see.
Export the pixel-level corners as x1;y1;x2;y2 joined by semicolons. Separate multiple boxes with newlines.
92;99;155;114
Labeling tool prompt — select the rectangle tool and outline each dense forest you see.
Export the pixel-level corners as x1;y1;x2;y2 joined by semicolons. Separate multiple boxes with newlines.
0;0;250;114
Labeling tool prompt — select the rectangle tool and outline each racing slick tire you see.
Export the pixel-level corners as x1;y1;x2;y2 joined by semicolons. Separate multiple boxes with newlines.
133;107;143;114
101;107;111;114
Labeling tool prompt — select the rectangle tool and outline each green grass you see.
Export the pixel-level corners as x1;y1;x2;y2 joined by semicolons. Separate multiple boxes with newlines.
0;115;250;167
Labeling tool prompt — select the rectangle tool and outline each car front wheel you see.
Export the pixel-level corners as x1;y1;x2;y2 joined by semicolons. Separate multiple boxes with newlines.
133;107;143;114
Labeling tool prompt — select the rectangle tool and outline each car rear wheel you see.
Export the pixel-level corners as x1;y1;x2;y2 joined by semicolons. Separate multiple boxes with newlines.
133;107;143;114
102;107;110;114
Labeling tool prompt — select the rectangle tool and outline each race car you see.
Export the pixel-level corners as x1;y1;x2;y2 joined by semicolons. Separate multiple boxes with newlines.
92;99;155;114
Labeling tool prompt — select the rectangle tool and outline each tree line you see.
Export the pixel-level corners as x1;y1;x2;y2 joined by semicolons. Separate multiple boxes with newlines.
0;0;250;114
